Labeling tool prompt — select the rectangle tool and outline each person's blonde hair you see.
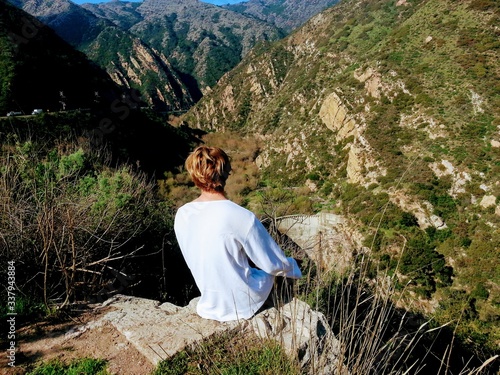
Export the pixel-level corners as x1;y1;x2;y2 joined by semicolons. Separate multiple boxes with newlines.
185;146;231;193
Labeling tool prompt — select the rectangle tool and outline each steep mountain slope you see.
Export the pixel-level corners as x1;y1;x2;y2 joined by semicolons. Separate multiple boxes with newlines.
225;0;340;32
0;1;117;114
9;0;105;47
86;27;193;110
10;0;194;111
83;0;284;93
184;0;500;354
81;0;143;30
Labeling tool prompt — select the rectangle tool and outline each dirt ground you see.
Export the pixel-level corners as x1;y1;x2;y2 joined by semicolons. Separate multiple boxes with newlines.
1;305;155;375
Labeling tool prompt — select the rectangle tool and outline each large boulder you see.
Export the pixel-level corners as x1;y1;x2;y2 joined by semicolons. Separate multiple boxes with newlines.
249;298;346;375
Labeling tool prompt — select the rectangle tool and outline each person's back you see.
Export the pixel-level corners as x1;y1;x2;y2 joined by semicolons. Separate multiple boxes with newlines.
174;146;301;322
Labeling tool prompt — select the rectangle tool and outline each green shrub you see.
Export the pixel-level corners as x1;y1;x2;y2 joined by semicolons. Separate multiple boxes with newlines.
153;351;188;375
0;138;174;308
28;358;108;375
399;212;419;228
472;283;490;301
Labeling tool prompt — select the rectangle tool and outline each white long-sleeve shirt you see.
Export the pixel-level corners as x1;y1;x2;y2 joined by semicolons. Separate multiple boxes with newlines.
174;199;302;322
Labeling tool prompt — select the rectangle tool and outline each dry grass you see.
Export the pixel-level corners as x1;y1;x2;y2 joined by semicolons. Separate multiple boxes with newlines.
277;223;499;375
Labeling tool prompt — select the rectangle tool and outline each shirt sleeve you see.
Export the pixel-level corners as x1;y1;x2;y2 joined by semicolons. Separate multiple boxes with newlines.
242;216;302;279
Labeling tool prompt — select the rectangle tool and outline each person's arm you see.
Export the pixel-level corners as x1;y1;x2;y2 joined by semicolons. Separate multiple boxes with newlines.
243;216;302;279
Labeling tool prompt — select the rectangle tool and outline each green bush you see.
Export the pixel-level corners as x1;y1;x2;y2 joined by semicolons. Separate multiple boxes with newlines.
153;351;188;375
28;358;108;375
399;212;419;228
0;138;174;308
472;283;490;301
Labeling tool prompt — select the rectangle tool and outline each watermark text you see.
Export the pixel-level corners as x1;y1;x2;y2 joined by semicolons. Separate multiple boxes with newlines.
6;261;16;367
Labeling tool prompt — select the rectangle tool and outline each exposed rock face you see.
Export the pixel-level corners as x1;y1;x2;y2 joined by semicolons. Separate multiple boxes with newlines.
389;190;446;230
400;113;448;140
78;296;236;365
90;36;193;110
319;92;358;141
319;92;385;186
67;295;343;374
477;184;500;218
277;213;363;273
429;160;472;198
252;297;346;375
354;66;410;99
480;195;497;209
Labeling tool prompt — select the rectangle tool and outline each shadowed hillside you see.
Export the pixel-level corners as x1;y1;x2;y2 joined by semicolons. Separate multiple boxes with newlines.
0;1;118;114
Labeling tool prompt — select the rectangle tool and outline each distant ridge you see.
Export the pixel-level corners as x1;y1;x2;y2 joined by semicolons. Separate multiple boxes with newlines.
225;0;340;32
83;0;284;93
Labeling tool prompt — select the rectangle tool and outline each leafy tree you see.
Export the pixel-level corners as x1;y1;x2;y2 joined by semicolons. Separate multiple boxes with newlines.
400;232;452;297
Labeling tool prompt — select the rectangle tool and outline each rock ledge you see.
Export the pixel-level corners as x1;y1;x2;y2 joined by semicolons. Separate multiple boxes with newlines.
69;294;344;374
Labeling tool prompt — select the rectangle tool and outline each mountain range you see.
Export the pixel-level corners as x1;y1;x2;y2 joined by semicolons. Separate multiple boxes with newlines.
8;0;290;106
82;0;284;93
9;0;343;109
8;0;195;111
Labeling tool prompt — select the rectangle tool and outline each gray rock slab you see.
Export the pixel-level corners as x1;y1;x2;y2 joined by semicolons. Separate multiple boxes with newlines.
249;298;346;375
92;295;239;365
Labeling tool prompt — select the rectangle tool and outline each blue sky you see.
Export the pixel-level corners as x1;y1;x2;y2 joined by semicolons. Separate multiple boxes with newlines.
71;0;248;4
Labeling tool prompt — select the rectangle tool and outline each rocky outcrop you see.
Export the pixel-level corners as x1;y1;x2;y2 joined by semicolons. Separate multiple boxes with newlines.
67;295;343;375
429;159;472;198
319;92;358;141
479;194;500;217
277;213;363;273
252;296;346;375
389;190;446;230
354;66;410;100
319;92;385;186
